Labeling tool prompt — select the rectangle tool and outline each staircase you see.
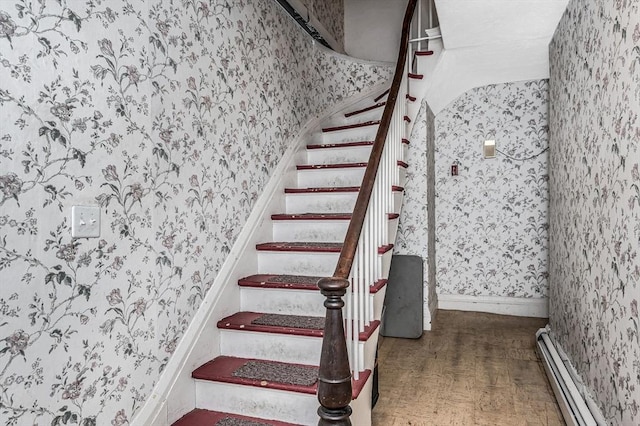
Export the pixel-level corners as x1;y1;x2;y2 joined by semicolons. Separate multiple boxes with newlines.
167;5;440;426
170;86;412;425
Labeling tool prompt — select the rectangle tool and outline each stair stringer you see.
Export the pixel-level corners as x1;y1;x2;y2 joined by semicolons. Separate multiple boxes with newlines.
131;81;392;426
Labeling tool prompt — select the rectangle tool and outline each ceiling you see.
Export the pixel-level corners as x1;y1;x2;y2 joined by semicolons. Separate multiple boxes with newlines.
434;0;570;50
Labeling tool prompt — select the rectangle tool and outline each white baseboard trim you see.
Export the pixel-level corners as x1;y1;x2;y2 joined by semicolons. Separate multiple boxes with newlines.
438;294;548;318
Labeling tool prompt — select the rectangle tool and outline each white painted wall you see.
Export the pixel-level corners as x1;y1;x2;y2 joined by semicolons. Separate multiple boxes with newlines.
344;0;409;62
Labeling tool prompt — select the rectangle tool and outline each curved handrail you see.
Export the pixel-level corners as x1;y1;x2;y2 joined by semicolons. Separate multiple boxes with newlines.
334;0;417;279
317;0;418;424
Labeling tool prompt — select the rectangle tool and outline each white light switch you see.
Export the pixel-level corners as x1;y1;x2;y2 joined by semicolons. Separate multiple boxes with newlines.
71;205;100;238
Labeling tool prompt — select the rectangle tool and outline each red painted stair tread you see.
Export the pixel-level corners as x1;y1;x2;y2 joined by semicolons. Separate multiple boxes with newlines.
218;311;380;341
285;185;403;194
344;102;386;118
192;356;371;399
306;140;373;150
217;312;324;338
296;162;367;170
271;213;352;220
238;274;322;290
256;242;342;252
172;409;299;426
284;186;359;193
271;213;400;221
322;120;380;133
256;242;393;254
371;279;388;294
193;356;318;394
374;88;390;102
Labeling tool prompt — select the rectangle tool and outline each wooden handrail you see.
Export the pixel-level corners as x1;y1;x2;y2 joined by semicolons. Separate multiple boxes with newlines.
334;0;417;279
317;0;418;424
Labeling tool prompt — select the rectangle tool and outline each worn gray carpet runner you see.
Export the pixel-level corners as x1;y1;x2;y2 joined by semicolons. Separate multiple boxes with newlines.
251;313;325;330
232;360;318;386
268;274;322;285
216;418;271;426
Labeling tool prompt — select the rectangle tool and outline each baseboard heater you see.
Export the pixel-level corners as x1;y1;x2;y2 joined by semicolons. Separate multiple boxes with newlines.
536;328;603;426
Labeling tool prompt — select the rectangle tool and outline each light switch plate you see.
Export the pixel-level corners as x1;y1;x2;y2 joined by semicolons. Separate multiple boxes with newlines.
71;205;100;238
483;140;496;158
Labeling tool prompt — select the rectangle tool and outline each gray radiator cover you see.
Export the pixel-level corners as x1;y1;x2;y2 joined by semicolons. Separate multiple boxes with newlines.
380;254;424;339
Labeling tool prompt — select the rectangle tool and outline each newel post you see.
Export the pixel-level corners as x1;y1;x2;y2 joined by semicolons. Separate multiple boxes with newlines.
317;276;352;425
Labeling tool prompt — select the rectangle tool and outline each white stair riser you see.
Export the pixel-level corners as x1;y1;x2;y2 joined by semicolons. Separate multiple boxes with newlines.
351;375;374;426
380;250;393;280
399;167;407;186
241;287;327;316
321;125;378;144
306;146;372;165
240;286;384;320
194;380;318;425
297;167;365;188
388;218;399;245
257;251;339;276
272;219;398;243
272;220;349;242
359;328;380;376
285;189;401;215
219;330;322;365
373;286;387;324
219;329;378;370
286;192;358;214
407;77;428;124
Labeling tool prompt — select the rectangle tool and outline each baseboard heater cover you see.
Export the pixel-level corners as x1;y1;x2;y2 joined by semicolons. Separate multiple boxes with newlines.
535;327;605;426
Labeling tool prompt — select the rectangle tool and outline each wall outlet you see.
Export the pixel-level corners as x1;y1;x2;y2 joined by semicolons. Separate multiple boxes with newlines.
71;205;100;238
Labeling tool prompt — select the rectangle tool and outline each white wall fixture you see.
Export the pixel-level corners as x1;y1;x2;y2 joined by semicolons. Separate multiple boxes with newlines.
71;205;100;238
483;140;496;158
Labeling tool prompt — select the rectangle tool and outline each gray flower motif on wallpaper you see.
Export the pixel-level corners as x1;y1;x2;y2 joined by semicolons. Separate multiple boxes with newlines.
0;0;390;424
549;0;639;423
434;80;550;299
309;0;345;48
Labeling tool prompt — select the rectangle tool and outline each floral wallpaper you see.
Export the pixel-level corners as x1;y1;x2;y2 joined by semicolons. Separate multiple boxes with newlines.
434;80;550;298
394;100;437;328
397;81;550;302
299;0;344;48
549;0;640;423
0;0;391;424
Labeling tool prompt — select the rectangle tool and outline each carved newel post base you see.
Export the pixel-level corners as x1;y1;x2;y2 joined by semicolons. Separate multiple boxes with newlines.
317;277;352;426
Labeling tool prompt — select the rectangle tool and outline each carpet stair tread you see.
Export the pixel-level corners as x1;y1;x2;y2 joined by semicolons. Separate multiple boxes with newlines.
271;213;400;221
306;140;374;150
238;274;388;293
172;408;299;426
285;185;404;193
256;242;394;254
218;311;381;341
192;356;371;398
